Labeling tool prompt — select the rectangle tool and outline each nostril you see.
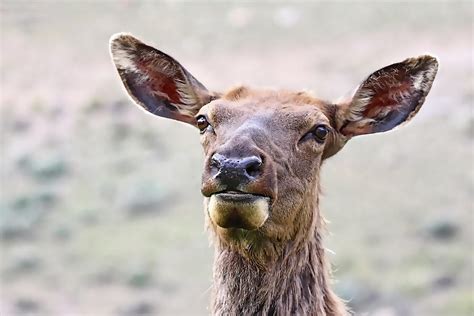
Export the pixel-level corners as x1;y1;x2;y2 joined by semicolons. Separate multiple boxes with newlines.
210;157;219;168
210;153;224;177
244;156;263;178
246;164;260;178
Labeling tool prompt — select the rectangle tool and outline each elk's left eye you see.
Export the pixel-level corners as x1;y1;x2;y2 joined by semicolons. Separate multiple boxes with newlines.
196;115;210;133
313;125;329;143
301;124;329;144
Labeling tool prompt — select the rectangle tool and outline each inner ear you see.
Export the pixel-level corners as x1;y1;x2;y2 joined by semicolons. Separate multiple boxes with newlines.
337;55;438;136
110;33;216;125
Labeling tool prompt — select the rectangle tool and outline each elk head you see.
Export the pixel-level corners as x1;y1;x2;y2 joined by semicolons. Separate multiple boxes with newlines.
110;33;438;262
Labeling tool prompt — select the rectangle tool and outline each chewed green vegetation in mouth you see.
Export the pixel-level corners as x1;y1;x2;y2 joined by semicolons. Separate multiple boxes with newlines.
208;192;270;230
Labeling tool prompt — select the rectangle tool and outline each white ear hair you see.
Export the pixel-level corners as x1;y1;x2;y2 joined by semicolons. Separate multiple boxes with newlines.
110;33;142;75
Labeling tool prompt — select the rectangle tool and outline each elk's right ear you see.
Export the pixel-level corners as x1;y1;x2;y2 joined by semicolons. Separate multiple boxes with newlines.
109;33;215;125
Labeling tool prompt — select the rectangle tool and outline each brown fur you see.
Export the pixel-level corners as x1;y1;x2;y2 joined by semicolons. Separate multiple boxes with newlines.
109;33;438;316
200;89;348;315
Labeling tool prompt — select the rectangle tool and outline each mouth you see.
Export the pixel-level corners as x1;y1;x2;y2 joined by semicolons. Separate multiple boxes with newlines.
208;190;270;230
214;190;266;201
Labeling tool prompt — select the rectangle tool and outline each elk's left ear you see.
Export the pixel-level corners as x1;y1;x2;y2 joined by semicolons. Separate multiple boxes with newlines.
336;55;438;136
109;33;215;125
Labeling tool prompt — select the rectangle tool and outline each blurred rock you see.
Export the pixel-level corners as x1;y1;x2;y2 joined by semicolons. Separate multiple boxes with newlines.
10;191;57;211
10;117;31;133
88;265;119;285
0;189;56;240
126;265;154;289
425;219;459;241
118;301;156;316
16;153;32;171
6;251;43;277
140;129;163;149
14;298;41;314
11;196;31;210
52;224;72;242
127;272;152;289
28;154;69;181
83;98;105;113
48;104;64;120
432;275;455;290
1;202;46;240
123;181;168;216
35;191;57;208
110;99;129;114
111;121;132;143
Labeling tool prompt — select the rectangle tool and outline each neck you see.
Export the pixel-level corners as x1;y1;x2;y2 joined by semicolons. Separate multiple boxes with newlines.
209;216;347;315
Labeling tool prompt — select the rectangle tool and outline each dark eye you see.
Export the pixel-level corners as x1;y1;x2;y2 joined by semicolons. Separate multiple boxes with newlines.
301;125;329;144
313;125;329;143
196;115;210;133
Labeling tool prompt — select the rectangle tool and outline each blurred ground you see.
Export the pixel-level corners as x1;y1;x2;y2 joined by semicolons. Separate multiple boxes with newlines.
0;1;472;316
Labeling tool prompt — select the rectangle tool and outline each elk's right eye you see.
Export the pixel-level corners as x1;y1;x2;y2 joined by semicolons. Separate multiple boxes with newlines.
196;115;210;133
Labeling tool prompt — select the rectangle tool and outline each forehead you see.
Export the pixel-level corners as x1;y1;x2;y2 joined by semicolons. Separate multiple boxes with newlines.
200;87;333;129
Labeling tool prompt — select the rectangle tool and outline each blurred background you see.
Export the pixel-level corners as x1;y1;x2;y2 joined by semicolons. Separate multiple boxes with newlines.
0;1;472;315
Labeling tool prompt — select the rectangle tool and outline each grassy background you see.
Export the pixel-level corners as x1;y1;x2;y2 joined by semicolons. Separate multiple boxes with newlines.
1;1;472;315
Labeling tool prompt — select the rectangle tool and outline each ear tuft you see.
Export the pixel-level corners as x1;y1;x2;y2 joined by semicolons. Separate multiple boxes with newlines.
110;33;181;79
405;55;438;93
109;33;143;74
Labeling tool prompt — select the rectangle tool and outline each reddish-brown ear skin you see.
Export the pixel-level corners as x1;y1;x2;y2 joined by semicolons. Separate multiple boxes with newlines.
339;55;439;137
109;33;215;126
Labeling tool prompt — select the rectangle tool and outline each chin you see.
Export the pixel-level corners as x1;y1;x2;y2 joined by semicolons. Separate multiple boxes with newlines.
208;192;270;231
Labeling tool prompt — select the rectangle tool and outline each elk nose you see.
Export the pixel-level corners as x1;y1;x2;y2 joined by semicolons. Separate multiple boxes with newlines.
211;153;263;187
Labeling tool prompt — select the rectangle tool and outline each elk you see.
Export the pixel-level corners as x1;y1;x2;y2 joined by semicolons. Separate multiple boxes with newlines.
109;33;438;315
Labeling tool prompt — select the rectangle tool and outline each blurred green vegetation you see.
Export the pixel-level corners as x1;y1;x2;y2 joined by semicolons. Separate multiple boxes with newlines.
1;2;472;316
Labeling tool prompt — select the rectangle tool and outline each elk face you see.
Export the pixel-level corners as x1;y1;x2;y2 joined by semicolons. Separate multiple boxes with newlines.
110;33;438;247
198;91;337;243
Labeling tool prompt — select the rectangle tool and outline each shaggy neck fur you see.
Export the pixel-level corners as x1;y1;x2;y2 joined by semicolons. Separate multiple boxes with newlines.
209;203;347;315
